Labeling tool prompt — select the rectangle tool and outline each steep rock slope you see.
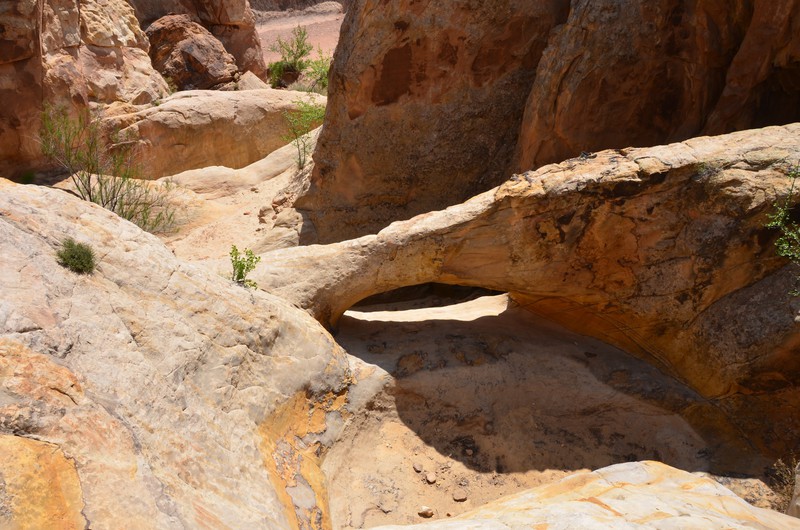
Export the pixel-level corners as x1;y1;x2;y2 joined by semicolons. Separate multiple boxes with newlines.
293;0;800;242
0;0;168;179
255;124;800;461
0;179;349;529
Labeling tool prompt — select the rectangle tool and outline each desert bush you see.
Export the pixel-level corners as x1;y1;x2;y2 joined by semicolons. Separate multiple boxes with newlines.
282;97;326;169
40;105;176;233
268;25;313;88
767;164;800;293
230;245;261;288
57;238;96;274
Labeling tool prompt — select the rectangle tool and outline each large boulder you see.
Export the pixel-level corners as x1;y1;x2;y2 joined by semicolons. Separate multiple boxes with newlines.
105;89;325;178
146;14;239;90
127;0;268;80
371;461;800;529
291;0;800;243
0;0;168;180
0;179;349;528
254;124;800;462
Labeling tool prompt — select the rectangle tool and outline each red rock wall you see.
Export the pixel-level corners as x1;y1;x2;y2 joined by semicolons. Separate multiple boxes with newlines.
295;0;800;243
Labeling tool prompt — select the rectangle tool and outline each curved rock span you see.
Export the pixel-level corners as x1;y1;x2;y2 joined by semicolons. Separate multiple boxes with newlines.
257;123;800;461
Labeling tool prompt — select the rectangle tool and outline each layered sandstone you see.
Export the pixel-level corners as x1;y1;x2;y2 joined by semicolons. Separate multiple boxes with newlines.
0;0;168;180
105;89;325;178
255;124;800;461
293;0;800;242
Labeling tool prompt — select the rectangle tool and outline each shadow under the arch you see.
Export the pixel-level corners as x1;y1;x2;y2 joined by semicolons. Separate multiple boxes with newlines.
334;294;767;478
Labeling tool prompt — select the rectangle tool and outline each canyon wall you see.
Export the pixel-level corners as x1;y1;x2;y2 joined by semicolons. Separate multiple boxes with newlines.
295;0;800;243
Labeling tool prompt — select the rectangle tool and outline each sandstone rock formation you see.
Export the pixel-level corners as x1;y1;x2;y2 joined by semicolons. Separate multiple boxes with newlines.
127;0;268;80
0;0;168;180
104;89;325;178
146;14;239;90
0;179;350;528
292;0;800;243
254;124;800;462
370;461;800;529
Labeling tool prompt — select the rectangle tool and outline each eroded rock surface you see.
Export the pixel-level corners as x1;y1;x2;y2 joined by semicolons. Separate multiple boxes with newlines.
370;461;800;529
105;89;325;178
128;0;268;80
291;0;800;243
0;179;349;529
255;124;800;461
0;0;168;179
146;14;239;90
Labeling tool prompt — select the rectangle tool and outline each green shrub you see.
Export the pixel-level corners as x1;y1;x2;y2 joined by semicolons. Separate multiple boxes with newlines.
230;245;261;288
268;26;313;88
57;238;96;274
282;97;326;169
767;165;800;293
40;105;176;234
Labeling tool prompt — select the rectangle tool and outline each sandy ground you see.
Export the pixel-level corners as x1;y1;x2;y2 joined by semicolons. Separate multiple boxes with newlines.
322;294;778;528
256;3;345;64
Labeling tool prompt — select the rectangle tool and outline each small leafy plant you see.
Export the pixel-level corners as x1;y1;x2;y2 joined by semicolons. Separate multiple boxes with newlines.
57;238;96;274
282;97;326;169
268;25;313;88
766;165;800;293
230;245;261;288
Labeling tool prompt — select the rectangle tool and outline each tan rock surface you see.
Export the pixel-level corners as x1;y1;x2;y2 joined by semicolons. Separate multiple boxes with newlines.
254;124;800;460
370;461;800;529
105;89;325;178
289;0;800;243
146;14;239;90
791;463;800;517
0;179;349;528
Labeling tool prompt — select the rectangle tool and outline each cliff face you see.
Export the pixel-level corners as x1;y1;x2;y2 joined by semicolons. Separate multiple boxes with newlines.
0;0;168;180
295;0;800;243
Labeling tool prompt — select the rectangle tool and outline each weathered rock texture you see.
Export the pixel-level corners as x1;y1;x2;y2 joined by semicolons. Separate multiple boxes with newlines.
105;89;325;178
0;179;350;529
146;14;239;90
791;463;800;517
294;0;800;242
0;0;168;180
371;461;800;529
255;124;800;462
127;0;268;80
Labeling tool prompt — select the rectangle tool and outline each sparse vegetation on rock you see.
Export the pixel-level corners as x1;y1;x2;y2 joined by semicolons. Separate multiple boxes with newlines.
268;25;313;88
282;97;326;168
56;238;96;275
230;245;261;288
767;165;800;293
40;105;176;233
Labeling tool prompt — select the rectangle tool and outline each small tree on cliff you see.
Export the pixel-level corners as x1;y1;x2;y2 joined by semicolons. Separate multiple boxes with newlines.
282;98;326;169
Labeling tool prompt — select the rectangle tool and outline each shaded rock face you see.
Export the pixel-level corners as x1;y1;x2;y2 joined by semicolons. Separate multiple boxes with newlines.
256;124;800;463
146;14;239;90
294;0;800;243
105;89;325;178
127;0;268;80
371;461;800;530
0;179;350;529
295;0;571;242
0;0;168;180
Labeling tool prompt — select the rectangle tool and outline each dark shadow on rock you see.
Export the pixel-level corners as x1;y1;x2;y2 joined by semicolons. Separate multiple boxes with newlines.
336;296;769;478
